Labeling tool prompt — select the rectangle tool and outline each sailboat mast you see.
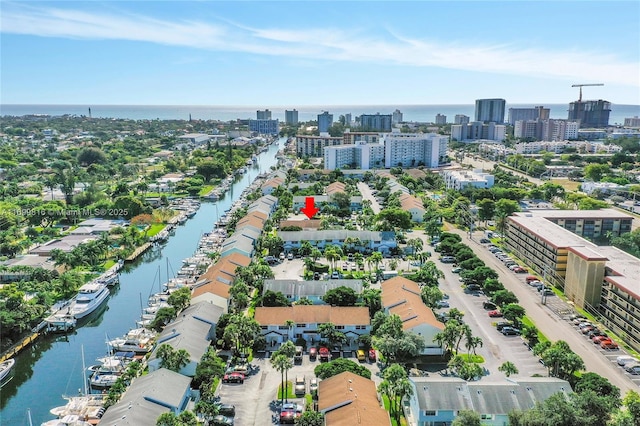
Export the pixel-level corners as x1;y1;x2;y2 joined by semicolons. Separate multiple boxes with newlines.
81;345;88;395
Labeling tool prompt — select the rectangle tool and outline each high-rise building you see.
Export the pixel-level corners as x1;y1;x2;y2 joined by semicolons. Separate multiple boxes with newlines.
344;113;352;127
318;111;333;133
542;119;579;141
249;119;279;135
296;134;342;157
285;109;299;125
359;113;392;132
257;109;272;120
451;122;506;142
392;109;403;124
514;120;541;140
435;114;447;125
475;99;506;123
568;99;611;128
625;116;640;127
507;106;549;125
324;141;386;170
454;114;470;125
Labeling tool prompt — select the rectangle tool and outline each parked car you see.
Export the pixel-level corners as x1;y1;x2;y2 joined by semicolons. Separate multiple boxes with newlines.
592;335;610;344
601;340;619;350
452;267;463;273
279;403;303;424
279;253;286;261
617;355;637;366
440;256;456;263
309;347;317;360
512;267;527;273
287;253;294;260
331;271;340;279
488;310;503;317
212;415;234;426
526;276;540;284
216;404;236;417
294;376;306;396
309;378;318;396
496;322;514;331
357;350;366;362
483;301;497;310
502;327;521;336
436;300;450;308
368;349;377;362
222;372;244;384
480;238;491;244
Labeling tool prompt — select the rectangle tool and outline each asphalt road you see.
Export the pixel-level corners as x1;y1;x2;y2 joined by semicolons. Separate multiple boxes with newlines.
446;226;639;394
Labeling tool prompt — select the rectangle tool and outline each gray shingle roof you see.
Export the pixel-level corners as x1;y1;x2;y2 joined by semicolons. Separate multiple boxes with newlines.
263;279;363;298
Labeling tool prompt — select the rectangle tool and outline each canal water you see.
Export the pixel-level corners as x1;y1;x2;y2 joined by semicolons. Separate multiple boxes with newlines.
0;137;285;425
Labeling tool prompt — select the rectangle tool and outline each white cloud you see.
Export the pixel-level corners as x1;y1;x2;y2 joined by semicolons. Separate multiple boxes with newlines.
2;4;637;88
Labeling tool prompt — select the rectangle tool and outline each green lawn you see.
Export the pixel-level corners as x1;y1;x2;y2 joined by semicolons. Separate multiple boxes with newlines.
277;381;296;400
198;185;214;196
522;316;548;343
146;223;166;237
457;353;484;363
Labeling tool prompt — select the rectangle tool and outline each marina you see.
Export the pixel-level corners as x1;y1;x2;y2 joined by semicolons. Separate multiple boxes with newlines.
0;137;285;425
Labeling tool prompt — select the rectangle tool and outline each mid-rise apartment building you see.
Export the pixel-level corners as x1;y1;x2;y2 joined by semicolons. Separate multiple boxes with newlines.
475;98;506;123
296;134;343;157
249;119;279;135
324;142;385;170
342;131;380;145
624;116;640;128
435;114;447;125
451;122;506;142
442;169;494;190
284;109;298;125
454;114;470;125
507;106;549;126
383;132;448;169
505;209;640;352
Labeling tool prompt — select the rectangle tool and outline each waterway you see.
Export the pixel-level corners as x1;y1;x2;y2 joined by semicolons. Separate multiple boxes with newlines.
0;137;285;425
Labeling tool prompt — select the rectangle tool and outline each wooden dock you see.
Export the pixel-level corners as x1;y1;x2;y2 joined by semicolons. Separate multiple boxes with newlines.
0;332;39;363
125;242;153;262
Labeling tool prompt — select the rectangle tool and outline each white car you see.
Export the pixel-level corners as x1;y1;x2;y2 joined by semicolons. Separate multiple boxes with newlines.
617;355;637;366
436;300;450;308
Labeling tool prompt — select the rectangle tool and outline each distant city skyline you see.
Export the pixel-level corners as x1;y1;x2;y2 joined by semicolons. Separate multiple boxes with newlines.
1;1;638;105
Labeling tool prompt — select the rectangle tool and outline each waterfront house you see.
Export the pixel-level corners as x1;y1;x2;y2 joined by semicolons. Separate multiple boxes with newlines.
381;276;444;355
197;252;251;286
261;176;285;195
148;301;223;377
235;211;267;233
277;230;396;254
254;305;370;351
262;279;363;305
248;194;278;216
98;368;192;426
405;377;572;426
318;371;390;426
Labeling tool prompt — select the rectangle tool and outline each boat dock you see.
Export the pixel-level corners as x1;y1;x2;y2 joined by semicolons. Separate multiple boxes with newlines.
125;242;153;262
0;332;39;363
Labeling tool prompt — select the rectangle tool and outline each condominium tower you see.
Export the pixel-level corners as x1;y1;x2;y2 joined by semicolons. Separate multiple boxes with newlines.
475;98;506;123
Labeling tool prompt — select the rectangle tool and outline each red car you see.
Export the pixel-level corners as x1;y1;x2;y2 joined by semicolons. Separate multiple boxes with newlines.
488;310;503;317
222;372;244;384
601;340;619;350
512;267;527;273
592;335;609;344
319;347;331;362
368;349;376;362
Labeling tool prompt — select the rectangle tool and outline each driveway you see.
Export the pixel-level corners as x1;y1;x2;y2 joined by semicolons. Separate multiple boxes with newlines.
357;182;381;214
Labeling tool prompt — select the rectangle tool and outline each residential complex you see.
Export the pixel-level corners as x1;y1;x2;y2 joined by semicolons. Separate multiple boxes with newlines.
474;98;506;123
454;114;470;125
441;168;494;190
505;209;640;352
392;109;403;124
256;109;272;120
296;134;344;157
568;99;611;128
435;114;447;125
513;119;579;141
342;130;381;145
624;116;640;127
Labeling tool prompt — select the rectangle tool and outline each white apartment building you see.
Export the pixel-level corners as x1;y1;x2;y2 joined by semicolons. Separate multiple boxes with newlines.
514;140;623;155
442;169;494;190
624;116;640;127
324;141;386;170
542;119;579;141
383;132;448;169
296;135;343;157
451;122;506;142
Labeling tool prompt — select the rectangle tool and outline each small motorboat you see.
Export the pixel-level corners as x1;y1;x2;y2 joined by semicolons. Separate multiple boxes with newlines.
0;358;15;384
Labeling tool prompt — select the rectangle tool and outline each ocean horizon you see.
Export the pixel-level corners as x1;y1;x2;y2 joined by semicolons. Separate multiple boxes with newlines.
1;103;638;125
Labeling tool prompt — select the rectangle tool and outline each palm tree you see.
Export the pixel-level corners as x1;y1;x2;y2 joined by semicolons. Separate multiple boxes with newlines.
285;320;294;342
367;251;383;272
271;353;292;406
498;361;519;377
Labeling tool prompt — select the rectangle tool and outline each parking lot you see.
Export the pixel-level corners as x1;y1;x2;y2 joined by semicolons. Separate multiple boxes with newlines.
216;352;381;425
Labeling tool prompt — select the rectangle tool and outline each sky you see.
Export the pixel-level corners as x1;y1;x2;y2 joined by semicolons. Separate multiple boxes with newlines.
1;1;639;106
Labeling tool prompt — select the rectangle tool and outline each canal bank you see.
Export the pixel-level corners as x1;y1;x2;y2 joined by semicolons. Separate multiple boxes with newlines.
0;137;285;426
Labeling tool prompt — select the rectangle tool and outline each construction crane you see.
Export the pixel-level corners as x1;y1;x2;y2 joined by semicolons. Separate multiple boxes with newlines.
572;83;604;102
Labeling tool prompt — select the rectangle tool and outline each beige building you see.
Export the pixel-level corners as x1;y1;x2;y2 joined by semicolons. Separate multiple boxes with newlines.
505;209;640;352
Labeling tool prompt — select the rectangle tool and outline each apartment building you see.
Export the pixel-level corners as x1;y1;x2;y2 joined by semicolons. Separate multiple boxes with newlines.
296;134;343;157
323;141;386;170
249;119;279;135
507;106;549;126
451;122;506;142
359;113;392;132
318;111;333;133
257;109;272;120
441;169;494;190
383;132;449;168
392;109;403;124
568;99;611;128
454;114;470;125
505;209;640;352
435;114;447;125
285;109;298;124
342;130;380;145
624;116;640;127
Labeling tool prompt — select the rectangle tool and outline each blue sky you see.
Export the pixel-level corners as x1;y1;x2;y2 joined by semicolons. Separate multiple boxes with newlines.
1;1;638;105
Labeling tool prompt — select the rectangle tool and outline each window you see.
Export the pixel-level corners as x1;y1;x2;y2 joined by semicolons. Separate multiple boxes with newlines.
423;410;436;416
297;323;306;328
336;325;345;330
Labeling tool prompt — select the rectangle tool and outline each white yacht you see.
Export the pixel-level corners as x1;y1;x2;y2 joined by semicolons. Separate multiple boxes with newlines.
107;328;156;354
68;282;110;319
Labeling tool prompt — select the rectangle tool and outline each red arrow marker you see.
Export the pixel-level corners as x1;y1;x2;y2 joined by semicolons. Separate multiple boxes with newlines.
300;196;319;219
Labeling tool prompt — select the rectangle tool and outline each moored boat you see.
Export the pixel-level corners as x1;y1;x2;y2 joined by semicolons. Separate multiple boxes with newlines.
68;282;110;319
45;313;77;332
0;358;15;384
107;328;157;354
